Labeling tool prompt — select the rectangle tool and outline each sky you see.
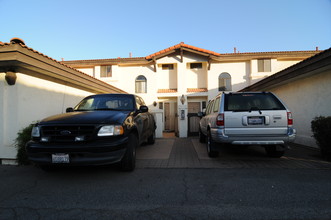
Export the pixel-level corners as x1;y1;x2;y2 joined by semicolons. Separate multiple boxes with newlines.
1;0;330;61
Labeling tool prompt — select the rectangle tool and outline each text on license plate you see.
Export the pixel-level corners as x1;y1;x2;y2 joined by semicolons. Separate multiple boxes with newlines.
248;117;264;125
52;154;70;163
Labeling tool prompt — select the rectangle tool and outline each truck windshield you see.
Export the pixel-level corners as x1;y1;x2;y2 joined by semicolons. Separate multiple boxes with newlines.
74;96;134;111
225;93;286;111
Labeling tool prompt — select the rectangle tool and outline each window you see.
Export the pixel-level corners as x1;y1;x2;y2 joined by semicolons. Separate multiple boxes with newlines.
213;97;220;112
206;100;214;115
100;66;112;77
224;93;286;111
202;101;206;110
258;59;271;72
135;96;142;109
218;72;232;91
162;64;174;70
159;102;163;110
190;63;202;69
135;75;147;93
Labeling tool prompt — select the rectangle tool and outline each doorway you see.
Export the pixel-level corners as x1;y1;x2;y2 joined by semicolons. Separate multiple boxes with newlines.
187;102;201;136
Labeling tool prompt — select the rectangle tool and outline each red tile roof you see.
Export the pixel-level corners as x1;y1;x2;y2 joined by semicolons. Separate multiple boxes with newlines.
157;89;178;93
187;88;208;93
146;42;221;59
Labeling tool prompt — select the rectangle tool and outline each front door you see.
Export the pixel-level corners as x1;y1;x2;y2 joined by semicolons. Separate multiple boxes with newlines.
187;102;201;136
164;102;176;131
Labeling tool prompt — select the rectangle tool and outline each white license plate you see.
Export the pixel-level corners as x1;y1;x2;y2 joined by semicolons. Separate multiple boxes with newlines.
248;117;263;125
52;154;70;163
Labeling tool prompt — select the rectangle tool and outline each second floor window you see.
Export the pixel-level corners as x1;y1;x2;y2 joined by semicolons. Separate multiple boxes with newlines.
190;63;202;69
135;75;147;93
100;66;112;77
258;59;271;72
162;64;174;70
219;72;232;91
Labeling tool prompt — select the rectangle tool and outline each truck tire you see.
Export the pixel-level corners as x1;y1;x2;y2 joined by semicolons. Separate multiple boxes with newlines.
120;133;137;171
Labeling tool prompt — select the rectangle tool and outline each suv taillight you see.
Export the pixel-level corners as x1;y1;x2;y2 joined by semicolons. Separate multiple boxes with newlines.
287;112;293;126
216;113;224;126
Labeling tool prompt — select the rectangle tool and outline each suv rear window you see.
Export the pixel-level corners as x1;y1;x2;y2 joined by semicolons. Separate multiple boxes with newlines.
224;93;286;111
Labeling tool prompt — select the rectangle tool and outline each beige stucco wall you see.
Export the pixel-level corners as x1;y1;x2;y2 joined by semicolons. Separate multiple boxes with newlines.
269;70;331;148
0;73;92;161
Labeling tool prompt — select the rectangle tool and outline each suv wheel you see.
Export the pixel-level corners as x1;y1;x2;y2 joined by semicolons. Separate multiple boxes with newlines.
265;145;285;158
199;128;206;143
207;131;219;158
120;133;137;171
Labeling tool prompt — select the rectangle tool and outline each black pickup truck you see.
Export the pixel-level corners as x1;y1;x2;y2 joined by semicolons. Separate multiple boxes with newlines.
26;93;156;171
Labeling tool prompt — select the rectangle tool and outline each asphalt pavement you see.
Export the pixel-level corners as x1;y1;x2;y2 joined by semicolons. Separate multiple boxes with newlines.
0;137;330;220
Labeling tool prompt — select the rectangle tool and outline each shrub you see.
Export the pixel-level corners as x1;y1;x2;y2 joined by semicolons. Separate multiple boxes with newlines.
15;124;34;165
311;116;331;160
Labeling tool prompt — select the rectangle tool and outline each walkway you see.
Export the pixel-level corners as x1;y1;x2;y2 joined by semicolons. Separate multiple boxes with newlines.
136;137;331;169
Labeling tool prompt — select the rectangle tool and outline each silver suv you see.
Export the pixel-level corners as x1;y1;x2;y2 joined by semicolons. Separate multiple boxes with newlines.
199;92;296;158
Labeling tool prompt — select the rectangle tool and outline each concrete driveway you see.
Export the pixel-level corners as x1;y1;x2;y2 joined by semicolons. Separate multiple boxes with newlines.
136;137;331;169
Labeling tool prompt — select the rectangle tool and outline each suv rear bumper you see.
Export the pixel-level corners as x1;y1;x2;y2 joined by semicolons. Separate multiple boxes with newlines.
210;127;296;146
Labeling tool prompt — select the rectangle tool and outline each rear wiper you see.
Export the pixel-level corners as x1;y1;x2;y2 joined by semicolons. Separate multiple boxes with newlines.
249;107;262;114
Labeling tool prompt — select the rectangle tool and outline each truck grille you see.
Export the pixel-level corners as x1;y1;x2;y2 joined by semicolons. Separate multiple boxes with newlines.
41;126;96;142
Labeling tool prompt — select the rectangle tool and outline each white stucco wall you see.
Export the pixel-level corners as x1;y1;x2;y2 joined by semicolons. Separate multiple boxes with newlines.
77;54;307;138
0;73;92;161
270;70;331;148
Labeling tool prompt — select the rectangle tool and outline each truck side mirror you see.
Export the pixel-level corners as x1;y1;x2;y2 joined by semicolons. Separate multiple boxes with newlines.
66;107;74;113
139;105;148;113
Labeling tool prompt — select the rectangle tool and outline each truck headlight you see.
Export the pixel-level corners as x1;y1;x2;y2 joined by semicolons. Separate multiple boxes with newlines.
31;126;41;137
98;125;124;136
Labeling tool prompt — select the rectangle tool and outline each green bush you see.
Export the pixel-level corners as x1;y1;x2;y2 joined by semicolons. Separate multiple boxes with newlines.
311;116;331;160
15;124;34;165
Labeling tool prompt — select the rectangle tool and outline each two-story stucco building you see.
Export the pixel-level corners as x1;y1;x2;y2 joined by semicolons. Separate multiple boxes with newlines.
63;42;320;138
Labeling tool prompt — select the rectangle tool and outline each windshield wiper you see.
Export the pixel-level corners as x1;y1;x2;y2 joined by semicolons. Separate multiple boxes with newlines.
249;107;262;114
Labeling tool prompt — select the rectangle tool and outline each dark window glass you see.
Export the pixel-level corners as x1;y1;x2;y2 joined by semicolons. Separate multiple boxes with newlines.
190;63;202;69
224;93;285;111
162;64;174;70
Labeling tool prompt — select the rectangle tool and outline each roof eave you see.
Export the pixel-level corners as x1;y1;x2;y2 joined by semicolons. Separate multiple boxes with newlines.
0;43;127;94
239;48;331;91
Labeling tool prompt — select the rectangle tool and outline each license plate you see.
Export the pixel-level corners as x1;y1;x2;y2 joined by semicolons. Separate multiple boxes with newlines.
248;117;263;125
52;154;70;163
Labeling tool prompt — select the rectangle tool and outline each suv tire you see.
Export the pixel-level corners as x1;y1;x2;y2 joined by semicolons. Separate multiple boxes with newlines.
207;130;219;158
199;128;206;143
265;145;285;158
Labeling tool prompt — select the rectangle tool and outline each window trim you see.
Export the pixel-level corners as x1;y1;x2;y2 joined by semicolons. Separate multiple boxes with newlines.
135;75;147;93
218;72;232;91
257;59;271;72
162;64;174;70
100;65;112;78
